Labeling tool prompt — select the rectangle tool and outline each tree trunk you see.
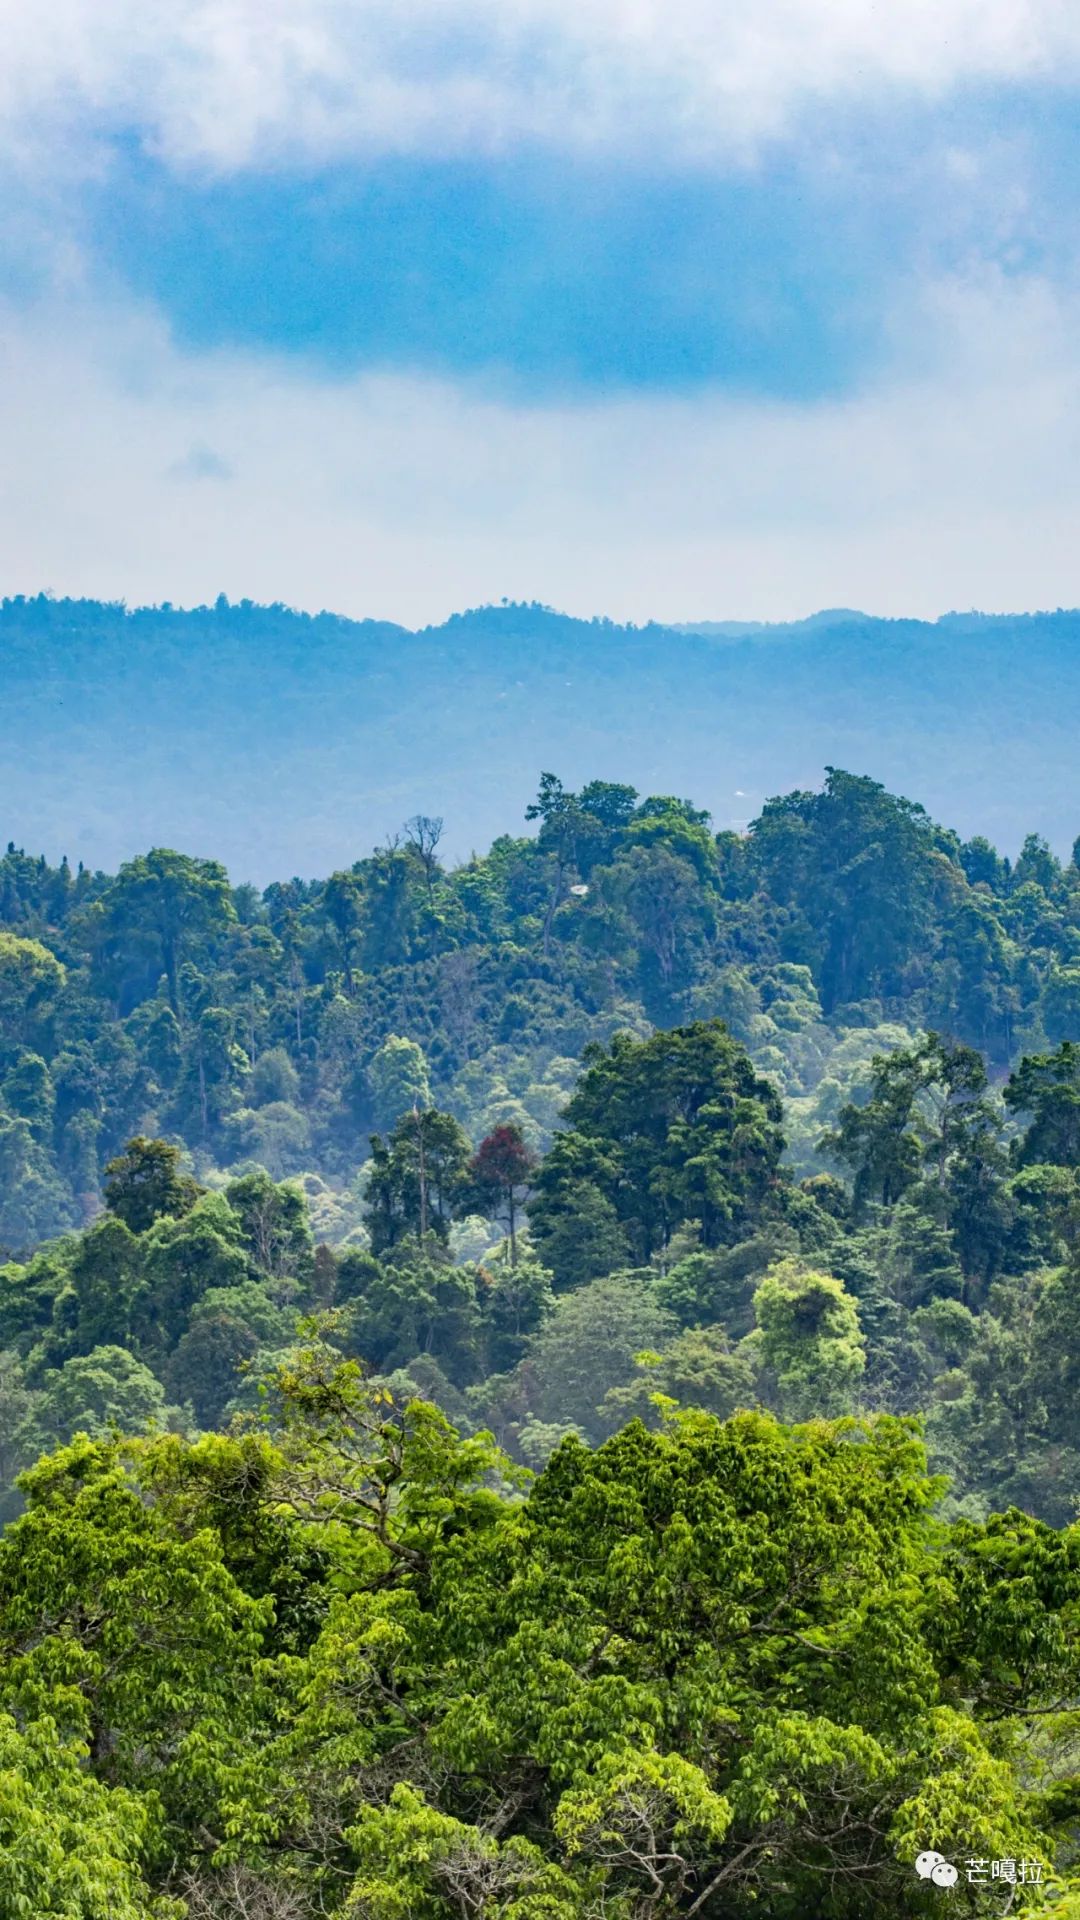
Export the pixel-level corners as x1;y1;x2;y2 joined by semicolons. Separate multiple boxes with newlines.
542;856;564;958
416;1110;428;1240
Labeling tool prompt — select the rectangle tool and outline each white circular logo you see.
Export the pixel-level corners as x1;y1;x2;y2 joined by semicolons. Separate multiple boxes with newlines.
915;1852;945;1880
931;1862;959;1889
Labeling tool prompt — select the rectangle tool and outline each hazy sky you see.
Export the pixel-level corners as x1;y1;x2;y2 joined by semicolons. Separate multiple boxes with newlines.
2;0;1080;625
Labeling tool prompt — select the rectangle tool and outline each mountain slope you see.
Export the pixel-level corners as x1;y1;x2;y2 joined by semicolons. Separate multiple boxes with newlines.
2;595;1077;878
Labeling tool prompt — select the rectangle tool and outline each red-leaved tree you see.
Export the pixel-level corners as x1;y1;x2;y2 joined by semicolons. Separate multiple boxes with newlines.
468;1124;537;1265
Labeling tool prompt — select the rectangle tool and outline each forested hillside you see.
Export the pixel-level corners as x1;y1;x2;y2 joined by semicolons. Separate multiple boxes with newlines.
8;766;1080;1913
5;594;1080;877
5;765;1080;1514
5;759;1076;1256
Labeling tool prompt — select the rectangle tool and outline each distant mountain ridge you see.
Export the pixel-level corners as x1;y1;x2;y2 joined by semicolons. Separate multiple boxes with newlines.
672;608;876;637
2;593;1078;881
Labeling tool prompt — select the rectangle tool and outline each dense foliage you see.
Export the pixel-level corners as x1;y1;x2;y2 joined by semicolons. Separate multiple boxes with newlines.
6;767;1080;1910
3;763;1079;1248
3;1365;1080;1917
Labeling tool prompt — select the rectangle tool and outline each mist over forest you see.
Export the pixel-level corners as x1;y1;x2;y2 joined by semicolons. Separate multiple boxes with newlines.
4;593;1080;878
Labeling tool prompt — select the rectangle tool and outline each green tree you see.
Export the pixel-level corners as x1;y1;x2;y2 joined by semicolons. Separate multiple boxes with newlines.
130;995;183;1091
821;1045;925;1210
167;1282;296;1426
1;1048;55;1138
751;1258;867;1420
530;1022;785;1269
346;1783;583;1918
1006;1041;1080;1167
322;868;364;992
1027;1258;1080;1454
881;1199;965;1309
366;1108;471;1253
0;1431;271;1846
526;772;587;957
99;847;235;1012
104;1135;200;1234
0;930;65;1059
225;1168;314;1285
1041;962;1080;1047
653;1232;791;1337
612;841;713;1018
518;1272;677;1438
0;1713;165;1920
26;1344;170;1453
750;769;946;1010
136;1193;250;1355
0;1347;36;1522
177;1005;248;1141
68;1214;144;1351
572;779;639;871
0;1348;1075;1917
524;1175;631;1291
248;1044;301;1107
823;1034;1010;1290
0;1112;76;1255
481;1254;555;1373
225;1100;312;1178
600;1324;755;1429
367;1034;431;1135
346;1251;485;1386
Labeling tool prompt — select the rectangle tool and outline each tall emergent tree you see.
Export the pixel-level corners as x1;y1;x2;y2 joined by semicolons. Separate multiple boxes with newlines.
468;1123;537;1264
103;1136;200;1235
367;1106;472;1252
98;848;235;1012
529;1020;785;1277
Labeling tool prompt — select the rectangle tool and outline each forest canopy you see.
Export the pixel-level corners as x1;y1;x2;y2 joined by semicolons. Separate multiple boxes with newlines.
2;1372;1078;1917
1;763;1070;1256
6;768;1080;1911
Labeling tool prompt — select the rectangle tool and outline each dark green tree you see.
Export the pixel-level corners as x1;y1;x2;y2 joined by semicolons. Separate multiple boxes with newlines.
1;1050;55;1139
750;769;944;1010
345;1249;485;1385
104;1136;200;1234
322;869;364;992
1006;1041;1080;1167
98;847;235;1012
366;1108;472;1253
823;1034;1009;1290
134;1194;249;1355
68;1215;143;1352
530;1021;784;1269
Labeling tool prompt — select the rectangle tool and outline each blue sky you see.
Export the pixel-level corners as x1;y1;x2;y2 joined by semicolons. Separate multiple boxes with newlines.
88;145;878;398
2;1;1080;622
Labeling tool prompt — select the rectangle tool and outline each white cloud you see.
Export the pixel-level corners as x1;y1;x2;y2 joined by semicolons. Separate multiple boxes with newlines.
1;275;1078;624
2;0;1080;174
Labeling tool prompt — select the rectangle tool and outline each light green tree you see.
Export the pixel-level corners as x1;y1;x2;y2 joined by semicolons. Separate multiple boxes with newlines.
368;1034;432;1135
751;1258;866;1420
0;930;65;1059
